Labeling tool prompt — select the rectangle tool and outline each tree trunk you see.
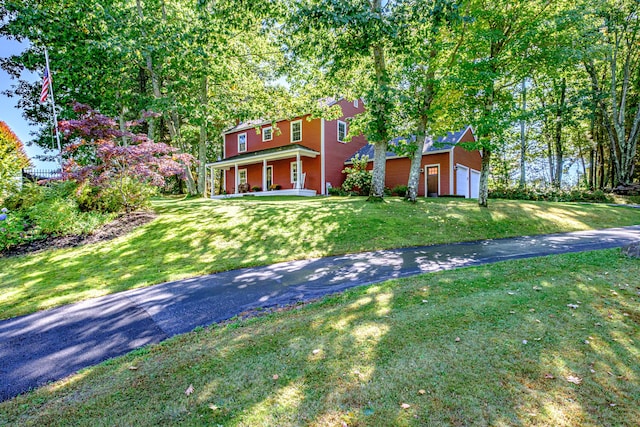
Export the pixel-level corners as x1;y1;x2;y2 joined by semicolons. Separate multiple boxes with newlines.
553;78;566;188
406;128;426;202
478;148;491;208
368;0;390;200
519;78;526;188
197;75;208;195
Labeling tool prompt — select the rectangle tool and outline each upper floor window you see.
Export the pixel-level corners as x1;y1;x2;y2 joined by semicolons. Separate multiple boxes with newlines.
262;126;273;142
290;120;302;143
238;133;247;152
337;120;347;143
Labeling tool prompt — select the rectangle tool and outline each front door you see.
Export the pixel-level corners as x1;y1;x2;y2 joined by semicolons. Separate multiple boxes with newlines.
426;166;439;197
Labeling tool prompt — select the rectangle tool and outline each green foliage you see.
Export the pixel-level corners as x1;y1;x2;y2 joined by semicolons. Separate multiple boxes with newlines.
0;121;31;201
342;154;372;196
489;186;614;203
75;179;155;213
327;186;347;196
390;184;408;197
3;183;44;211
0;181;114;252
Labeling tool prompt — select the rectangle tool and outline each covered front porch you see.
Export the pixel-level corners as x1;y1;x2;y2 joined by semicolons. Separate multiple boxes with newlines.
206;144;319;198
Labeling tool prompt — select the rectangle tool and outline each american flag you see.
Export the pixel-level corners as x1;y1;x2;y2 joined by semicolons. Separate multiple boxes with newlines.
40;67;51;103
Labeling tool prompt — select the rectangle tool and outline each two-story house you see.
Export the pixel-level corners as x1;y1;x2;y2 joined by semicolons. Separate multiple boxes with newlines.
207;99;482;198
208;98;367;197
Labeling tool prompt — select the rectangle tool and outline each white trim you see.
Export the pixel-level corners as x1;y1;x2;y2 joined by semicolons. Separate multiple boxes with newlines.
262;126;273;142
337;120;347;143
449;148;454;196
237;133;247;153
223;120;271;135
207;146;318;169
262;159;267;191
454;125;473;144
321;118;326;195
424;164;441;197
354;99;359;108
290;120;302;143
222;133;226;159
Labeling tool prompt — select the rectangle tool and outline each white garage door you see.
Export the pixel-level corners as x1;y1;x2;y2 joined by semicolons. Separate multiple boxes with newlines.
470;170;481;199
456;165;469;198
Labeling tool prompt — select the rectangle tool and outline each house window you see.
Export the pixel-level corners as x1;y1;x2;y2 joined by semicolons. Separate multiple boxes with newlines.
262;126;272;142
337;120;347;143
238;169;247;185
238;133;247;152
290;120;302;143
290;161;302;183
354;99;359;108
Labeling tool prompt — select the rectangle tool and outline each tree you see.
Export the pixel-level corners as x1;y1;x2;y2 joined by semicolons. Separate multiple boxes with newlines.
284;0;396;200
583;0;640;187
60;103;193;211
0;121;31;199
453;0;558;206
391;0;463;202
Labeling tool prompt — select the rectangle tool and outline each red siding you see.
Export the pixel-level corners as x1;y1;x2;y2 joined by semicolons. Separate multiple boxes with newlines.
323;99;367;191
371;151;452;196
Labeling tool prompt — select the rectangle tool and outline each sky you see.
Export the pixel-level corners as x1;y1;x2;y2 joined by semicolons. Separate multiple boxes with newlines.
0;37;58;169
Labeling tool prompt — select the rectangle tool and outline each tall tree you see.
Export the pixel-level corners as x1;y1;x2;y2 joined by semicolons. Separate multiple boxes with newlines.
583;0;640;187
284;0;396;200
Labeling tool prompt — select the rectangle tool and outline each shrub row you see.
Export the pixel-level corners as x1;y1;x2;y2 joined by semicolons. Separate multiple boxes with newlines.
489;187;614;203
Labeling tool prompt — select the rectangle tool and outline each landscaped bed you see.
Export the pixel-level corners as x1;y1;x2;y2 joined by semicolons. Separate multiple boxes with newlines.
1;249;638;426
1;196;640;320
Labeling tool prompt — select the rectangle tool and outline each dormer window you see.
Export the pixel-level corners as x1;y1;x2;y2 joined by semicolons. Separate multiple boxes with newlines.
238;133;247;152
262;126;273;142
291;120;302;143
354;99;359;108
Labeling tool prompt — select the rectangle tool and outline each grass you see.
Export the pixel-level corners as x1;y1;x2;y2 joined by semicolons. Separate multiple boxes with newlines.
1;249;638;426
1;196;640;320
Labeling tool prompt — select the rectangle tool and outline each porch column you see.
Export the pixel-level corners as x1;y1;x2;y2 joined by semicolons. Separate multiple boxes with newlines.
234;163;238;194
262;159;267;192
210;165;215;197
296;152;301;189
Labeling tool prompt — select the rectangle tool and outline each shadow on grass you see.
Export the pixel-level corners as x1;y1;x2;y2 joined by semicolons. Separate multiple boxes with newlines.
1;197;640;321
0;250;638;425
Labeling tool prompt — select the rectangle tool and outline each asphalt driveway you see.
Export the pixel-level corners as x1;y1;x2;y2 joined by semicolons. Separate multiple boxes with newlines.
1;225;640;401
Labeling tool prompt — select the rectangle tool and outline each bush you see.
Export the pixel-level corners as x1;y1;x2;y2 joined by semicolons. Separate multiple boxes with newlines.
251;186;262;192
269;184;282;190
342;154;372;196
76;179;155;213
489;186;614;203
391;185;408;197
0;182;115;252
328;187;347;196
4;183;44;210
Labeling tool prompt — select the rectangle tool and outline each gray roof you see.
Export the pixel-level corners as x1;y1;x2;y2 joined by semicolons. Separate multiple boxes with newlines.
347;127;470;163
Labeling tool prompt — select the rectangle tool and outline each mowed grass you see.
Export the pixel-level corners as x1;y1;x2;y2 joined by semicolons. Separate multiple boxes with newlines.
1;196;640;319
1;249;638;426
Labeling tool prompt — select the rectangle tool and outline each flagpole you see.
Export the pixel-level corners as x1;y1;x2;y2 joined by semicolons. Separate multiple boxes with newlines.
44;47;63;169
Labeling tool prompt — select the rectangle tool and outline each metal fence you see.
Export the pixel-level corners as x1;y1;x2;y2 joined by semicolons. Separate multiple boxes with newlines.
22;168;62;181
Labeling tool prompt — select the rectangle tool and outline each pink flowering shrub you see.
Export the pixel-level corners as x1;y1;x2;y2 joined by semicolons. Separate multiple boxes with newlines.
60;103;194;212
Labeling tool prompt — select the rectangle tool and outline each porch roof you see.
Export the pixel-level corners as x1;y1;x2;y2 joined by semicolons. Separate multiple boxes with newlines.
207;143;319;169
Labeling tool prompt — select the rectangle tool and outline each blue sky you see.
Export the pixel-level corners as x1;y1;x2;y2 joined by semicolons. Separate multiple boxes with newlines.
1;37;57;169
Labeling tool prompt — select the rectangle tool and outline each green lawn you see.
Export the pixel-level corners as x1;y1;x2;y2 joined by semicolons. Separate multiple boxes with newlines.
1;196;640;319
1;249;638;426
